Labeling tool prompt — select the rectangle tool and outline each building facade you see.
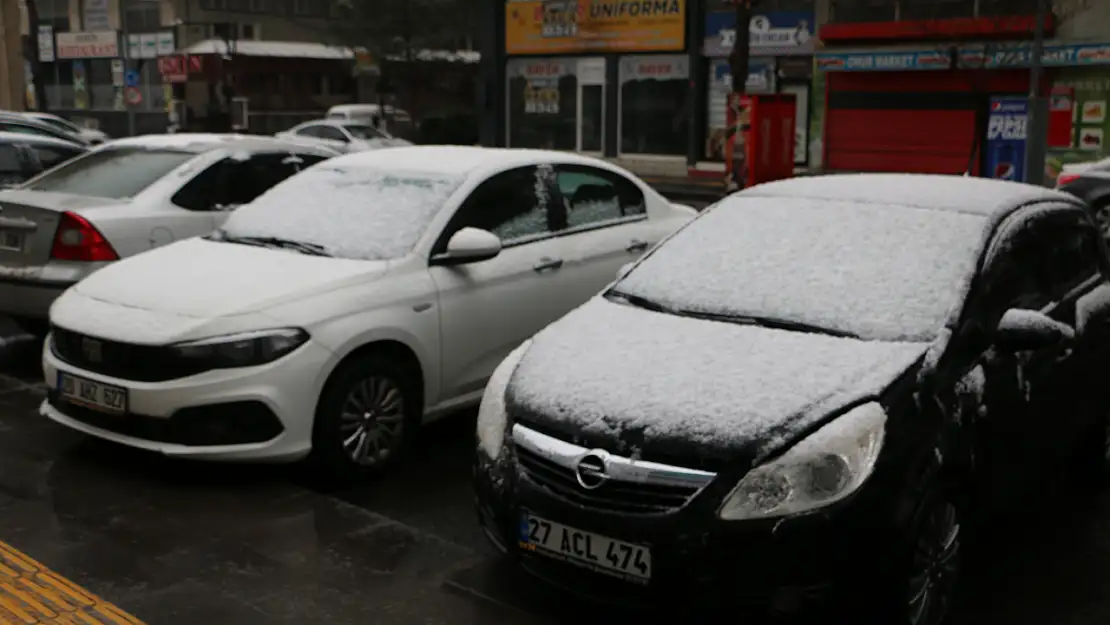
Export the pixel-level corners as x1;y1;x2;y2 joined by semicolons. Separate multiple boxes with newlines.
28;0;354;135
812;0;1110;183
480;0;815;178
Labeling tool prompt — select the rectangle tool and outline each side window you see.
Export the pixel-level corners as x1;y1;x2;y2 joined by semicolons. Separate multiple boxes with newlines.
439;166;560;250
317;126;348;142
1039;214;1102;294
0;145;24;185
172;154;301;211
554;165;647;229
0;123;48;138
296;125;324;138
32;146;81;170
981;216;1054;313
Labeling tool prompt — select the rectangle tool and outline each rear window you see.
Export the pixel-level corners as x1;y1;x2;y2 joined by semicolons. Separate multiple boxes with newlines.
343;124;387;140
23;147;195;199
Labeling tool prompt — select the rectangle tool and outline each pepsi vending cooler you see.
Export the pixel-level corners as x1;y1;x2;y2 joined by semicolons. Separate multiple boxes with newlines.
985;96;1029;183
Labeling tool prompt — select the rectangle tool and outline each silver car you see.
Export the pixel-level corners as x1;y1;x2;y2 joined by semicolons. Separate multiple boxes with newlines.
0;133;336;332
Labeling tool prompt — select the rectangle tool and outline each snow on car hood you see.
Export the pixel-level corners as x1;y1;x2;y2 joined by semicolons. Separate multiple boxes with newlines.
73;237;389;318
507;298;930;464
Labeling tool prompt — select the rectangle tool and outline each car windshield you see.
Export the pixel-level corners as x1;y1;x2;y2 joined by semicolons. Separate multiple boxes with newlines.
343;124;387;140
218;165;463;260
22;147;196;199
613;197;990;342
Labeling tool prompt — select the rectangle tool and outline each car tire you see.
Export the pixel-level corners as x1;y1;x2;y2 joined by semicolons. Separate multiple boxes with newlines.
868;480;963;625
309;351;421;481
1075;403;1110;486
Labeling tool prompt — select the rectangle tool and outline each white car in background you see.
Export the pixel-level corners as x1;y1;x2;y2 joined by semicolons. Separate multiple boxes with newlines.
41;146;697;478
0;133;336;333
23;112;110;145
275;119;412;154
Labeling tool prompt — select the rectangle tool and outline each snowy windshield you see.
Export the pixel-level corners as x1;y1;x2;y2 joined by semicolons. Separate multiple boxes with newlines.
614;197;989;342
23;147;195;199
343;124;388;140
219;165;463;260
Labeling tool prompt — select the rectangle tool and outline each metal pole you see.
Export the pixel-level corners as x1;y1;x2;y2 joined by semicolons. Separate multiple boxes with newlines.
121;0;135;136
1024;0;1048;186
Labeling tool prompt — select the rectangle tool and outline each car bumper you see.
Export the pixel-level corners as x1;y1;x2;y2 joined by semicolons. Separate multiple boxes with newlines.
0;279;70;320
40;337;335;462
473;449;899;619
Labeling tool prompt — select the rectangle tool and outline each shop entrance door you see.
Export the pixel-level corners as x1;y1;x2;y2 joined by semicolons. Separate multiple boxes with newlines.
576;58;605;154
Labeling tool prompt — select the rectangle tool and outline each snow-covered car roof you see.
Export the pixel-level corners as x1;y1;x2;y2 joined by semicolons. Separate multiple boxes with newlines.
96;133;338;156
744;173;1080;217
0;131;88;150
325;145;635;180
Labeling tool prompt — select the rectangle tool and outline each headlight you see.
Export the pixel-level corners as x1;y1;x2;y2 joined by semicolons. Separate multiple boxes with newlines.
717;402;887;521
476;340;531;460
169;328;309;370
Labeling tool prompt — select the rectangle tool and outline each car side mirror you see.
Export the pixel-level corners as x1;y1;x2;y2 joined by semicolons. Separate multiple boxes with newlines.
436;227;501;265
994;308;1075;352
1077;282;1110;334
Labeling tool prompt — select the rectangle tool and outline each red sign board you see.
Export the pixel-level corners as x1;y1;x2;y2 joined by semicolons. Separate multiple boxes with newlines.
158;55;203;83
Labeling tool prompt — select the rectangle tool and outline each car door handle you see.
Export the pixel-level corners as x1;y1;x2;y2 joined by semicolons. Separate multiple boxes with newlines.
626;239;649;253
533;257;564;272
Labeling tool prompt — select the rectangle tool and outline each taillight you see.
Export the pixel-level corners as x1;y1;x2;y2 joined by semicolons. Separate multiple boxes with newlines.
1056;173;1082;188
49;211;118;261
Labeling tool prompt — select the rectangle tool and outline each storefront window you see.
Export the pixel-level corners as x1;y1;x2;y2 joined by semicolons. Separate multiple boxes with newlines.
619;55;691;156
507;58;577;150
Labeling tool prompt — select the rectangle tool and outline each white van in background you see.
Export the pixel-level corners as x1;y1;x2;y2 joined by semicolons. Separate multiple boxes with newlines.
326;104;415;139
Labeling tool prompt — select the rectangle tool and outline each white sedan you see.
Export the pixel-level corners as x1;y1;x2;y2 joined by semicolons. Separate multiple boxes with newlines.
41;146;696;478
0;133;336;332
275;119;412;154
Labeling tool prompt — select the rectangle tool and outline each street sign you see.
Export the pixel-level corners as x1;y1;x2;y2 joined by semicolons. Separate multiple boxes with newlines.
110;59;123;86
125;86;143;106
124;70;139;87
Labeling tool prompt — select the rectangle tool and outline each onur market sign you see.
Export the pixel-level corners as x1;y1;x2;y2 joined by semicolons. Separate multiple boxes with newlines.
56;31;119;59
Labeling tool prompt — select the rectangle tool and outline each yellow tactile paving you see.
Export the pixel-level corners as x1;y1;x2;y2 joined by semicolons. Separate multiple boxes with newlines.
0;540;144;625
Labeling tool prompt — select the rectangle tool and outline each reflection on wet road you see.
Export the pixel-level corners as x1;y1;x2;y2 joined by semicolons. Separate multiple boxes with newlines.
3;316;1110;624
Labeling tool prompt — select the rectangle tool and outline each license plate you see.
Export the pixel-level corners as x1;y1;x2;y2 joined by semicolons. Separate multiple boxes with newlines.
0;229;22;252
57;372;127;415
519;513;651;583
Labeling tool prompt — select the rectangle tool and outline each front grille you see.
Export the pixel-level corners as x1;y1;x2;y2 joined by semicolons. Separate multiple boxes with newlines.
515;445;702;515
47;393;283;446
51;326;207;382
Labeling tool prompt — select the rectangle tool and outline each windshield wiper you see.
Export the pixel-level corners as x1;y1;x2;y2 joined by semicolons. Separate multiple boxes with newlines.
677;310;859;338
605;290;675;314
215;234;331;257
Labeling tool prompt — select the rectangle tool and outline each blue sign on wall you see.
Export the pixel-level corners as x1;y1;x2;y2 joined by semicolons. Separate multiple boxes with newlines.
817;41;1110;72
124;70;139;87
703;10;815;57
985;97;1029;183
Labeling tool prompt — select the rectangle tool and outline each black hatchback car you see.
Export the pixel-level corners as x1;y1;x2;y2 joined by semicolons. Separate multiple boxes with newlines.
474;174;1110;625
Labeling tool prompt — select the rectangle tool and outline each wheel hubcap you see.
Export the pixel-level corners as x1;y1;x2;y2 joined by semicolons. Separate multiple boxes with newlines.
338;376;404;466
908;502;960;625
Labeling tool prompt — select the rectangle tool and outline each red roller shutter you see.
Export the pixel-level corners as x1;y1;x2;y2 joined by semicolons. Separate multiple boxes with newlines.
823;69;1034;176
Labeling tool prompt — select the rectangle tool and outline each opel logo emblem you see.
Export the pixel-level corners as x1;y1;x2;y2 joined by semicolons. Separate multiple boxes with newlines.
575;451;609;490
81;337;103;363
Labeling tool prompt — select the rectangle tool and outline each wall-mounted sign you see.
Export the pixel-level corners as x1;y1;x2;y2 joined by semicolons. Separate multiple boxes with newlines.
505;0;686;55
37;25;55;62
817;41;1110;72
985;97;1028;182
704;10;814;57
82;0;111;31
56;31;119;59
619;55;689;82
524;78;560;114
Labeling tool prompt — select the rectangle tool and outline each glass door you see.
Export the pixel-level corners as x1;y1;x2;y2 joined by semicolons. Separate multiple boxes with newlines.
575;58;605;154
577;84;603;153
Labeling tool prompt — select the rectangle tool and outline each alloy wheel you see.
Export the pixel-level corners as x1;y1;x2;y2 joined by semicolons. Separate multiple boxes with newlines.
338;375;405;467
907;501;961;625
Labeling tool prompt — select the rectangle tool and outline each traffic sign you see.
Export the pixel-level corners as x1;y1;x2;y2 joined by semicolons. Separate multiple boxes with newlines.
125;86;142;106
124;70;139;87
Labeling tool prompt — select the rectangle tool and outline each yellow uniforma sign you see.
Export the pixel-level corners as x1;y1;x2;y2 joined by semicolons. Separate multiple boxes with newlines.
505;0;686;55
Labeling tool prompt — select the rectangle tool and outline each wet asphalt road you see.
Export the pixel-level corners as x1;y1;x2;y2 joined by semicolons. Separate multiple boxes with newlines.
6;309;1110;623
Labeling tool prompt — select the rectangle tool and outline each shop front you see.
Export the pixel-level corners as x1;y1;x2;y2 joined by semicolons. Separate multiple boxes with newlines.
815;41;1110;177
502;0;688;166
699;8;814;170
1045;65;1110;185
